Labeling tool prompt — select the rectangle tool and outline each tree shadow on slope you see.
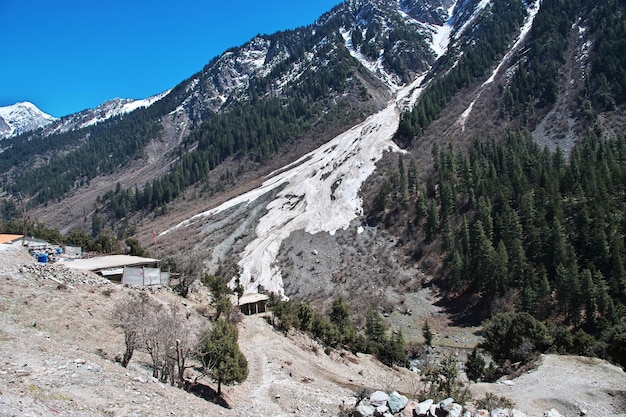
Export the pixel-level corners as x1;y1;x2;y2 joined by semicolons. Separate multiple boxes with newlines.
428;281;488;329
187;382;232;409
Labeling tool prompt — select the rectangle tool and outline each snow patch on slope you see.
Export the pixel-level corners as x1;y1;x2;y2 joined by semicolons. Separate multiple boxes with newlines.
482;0;539;86
454;0;491;40
340;28;402;90
162;81;429;296
456;0;540;129
428;2;457;58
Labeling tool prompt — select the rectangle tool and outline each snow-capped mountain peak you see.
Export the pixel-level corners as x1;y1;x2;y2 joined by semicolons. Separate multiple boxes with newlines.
0;102;57;139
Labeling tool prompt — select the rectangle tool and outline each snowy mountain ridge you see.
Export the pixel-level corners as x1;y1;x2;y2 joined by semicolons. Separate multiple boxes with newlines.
0;102;57;140
1;0;459;143
0;91;170;141
50;91;171;135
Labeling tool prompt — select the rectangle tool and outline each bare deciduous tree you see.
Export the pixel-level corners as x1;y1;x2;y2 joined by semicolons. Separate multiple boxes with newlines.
112;292;152;367
176;258;202;298
113;293;200;387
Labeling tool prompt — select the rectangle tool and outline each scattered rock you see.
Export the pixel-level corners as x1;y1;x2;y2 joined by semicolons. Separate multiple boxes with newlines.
439;398;454;412
414;399;433;416
370;391;390;407
355;404;376;417
375;404;390;416
447;403;462;417
387;391;408;413
400;400;417;417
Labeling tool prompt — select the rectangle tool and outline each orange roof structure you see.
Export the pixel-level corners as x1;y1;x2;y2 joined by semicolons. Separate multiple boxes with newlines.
0;234;23;245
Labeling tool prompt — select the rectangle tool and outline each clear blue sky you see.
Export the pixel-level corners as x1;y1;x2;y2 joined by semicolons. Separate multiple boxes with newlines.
0;1;343;118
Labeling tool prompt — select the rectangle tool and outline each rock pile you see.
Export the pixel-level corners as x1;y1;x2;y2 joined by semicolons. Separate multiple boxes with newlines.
352;392;566;417
19;263;112;287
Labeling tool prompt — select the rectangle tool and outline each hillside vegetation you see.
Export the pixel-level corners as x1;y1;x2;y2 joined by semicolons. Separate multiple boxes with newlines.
1;0;626;375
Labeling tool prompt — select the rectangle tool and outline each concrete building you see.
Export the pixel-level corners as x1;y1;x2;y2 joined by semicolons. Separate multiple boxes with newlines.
233;293;269;315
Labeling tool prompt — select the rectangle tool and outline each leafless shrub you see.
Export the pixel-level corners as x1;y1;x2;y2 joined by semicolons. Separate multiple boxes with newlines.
380;370;398;393
112;293;153;368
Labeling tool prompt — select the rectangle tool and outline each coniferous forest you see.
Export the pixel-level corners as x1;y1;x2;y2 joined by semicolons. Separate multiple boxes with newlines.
373;131;626;367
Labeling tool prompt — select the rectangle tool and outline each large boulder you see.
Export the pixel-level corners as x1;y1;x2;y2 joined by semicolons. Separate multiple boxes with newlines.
447;403;463;417
354;404;376;417
414;399;433;416
401;400;418;417
370;391;390;407
375;405;390;416
388;391;409;413
543;410;563;417
491;409;511;417
439;398;454;411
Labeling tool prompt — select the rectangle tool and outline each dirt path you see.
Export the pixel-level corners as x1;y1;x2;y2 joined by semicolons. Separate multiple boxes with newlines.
227;314;420;416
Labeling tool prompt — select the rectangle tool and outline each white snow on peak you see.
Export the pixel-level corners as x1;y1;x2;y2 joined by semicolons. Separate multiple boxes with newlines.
0;101;57;139
162;81;429;297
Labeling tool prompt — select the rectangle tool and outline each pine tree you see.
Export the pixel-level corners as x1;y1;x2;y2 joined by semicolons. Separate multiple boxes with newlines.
423;320;434;346
465;348;486;382
365;307;387;345
197;321;248;396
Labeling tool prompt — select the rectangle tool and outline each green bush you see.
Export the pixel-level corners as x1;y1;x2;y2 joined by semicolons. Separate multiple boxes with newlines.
480;312;552;365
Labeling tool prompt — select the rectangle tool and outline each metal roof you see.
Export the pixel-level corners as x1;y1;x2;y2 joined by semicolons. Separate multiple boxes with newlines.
232;293;270;305
59;255;160;272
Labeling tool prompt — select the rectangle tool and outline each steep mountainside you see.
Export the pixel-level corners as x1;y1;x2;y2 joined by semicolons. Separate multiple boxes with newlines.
2;0;626;345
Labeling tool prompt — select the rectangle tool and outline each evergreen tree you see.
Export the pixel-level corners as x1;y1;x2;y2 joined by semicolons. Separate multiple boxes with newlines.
365;307;387;345
197;320;248;396
465;348;486;382
481;312;552;365
422;320;434;346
